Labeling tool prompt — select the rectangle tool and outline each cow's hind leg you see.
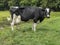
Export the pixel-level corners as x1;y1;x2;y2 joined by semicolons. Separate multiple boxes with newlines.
32;23;37;32
15;15;21;30
11;14;16;31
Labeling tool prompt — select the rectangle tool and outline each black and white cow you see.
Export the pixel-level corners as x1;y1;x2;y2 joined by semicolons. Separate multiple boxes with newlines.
9;6;51;31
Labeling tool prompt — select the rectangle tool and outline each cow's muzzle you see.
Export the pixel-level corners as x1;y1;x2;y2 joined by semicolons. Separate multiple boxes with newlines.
47;15;50;18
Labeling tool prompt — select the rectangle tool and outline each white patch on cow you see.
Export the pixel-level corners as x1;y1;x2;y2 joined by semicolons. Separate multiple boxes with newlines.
13;6;19;9
15;15;21;24
39;7;42;9
32;23;37;32
11;14;21;31
11;14;16;31
46;8;49;13
47;15;50;17
46;8;50;17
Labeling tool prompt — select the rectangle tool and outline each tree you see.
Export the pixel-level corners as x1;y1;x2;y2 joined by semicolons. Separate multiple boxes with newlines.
0;0;60;11
4;0;9;10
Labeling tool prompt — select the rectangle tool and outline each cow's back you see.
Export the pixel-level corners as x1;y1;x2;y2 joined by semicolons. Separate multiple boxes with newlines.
21;7;35;21
21;7;44;21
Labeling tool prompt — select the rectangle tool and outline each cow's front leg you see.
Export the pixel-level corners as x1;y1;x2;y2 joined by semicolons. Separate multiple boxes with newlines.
32;23;37;32
32;18;38;32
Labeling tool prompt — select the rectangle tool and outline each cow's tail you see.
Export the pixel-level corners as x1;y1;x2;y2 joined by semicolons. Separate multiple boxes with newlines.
7;12;13;21
7;16;11;21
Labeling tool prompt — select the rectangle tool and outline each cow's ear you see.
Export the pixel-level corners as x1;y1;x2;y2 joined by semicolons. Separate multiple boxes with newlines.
19;6;25;10
42;9;45;11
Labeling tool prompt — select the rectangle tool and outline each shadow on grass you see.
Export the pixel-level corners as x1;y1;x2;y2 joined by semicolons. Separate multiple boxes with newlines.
16;27;32;32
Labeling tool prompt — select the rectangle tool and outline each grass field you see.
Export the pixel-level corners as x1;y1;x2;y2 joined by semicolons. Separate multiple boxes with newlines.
0;11;60;45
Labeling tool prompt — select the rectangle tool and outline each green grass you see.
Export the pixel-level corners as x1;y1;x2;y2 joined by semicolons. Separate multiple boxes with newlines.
0;11;60;45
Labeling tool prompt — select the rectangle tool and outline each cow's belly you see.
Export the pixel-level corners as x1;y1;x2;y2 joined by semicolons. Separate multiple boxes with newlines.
21;17;29;22
21;14;34;22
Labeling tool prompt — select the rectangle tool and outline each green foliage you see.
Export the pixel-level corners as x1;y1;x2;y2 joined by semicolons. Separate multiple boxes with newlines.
20;0;31;6
0;0;60;10
40;0;48;8
47;0;59;8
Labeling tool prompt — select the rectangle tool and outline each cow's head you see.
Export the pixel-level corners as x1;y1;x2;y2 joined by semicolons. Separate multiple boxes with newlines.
45;8;51;18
